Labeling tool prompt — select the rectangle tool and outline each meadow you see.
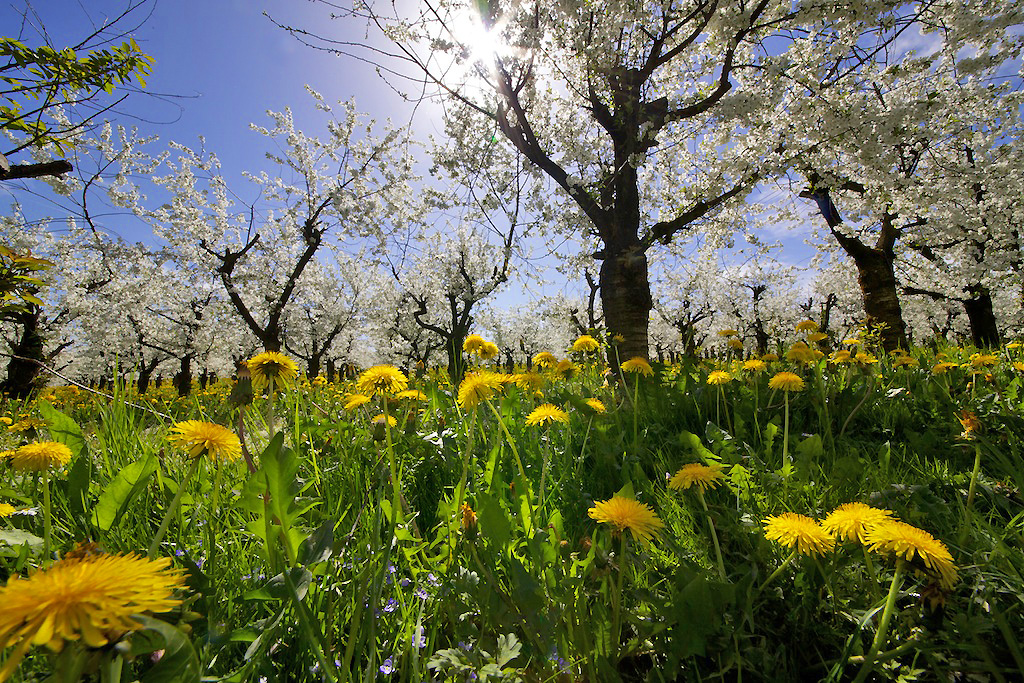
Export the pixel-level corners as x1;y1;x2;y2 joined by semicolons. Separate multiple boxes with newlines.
1;328;1023;682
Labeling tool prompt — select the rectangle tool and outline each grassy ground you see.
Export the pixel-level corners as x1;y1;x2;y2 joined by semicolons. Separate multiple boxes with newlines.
1;335;1023;682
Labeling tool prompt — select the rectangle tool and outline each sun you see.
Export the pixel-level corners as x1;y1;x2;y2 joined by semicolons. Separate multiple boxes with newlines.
445;4;510;73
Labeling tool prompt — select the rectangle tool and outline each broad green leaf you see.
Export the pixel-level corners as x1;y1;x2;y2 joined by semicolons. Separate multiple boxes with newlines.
65;444;93;518
0;529;43;548
244;567;312;602
133;616;200;683
477;493;511;551
298;518;335;566
91;452;157;531
37;399;86;457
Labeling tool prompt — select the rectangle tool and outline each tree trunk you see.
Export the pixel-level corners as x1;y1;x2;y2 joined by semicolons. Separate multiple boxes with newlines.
600;248;652;369
326;359;336;383
850;249;909;352
307;356;320;380
446;331;468;385
137;357;160;395
1;308;45;398
173;355;193;397
963;285;1000;348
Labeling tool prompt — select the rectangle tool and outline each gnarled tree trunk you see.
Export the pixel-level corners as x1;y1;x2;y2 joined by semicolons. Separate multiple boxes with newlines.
1;307;45;398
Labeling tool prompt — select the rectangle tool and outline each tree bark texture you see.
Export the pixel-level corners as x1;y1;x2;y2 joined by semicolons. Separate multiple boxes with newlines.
850;249;909;352
600;247;653;369
1;308;45;398
963;286;1000;348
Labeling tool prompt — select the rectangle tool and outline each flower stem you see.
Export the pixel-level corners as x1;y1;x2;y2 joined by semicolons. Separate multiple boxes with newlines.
41;470;52;565
758;548;797;593
612;534;630;658
697;489;726;580
781;392;791;474
965;441;983;513
852;562;905;683
485;399;535;528
148;457;202;559
382;399;404;526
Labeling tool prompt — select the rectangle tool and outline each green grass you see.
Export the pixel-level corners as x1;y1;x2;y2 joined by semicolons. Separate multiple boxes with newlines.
1;341;1023;682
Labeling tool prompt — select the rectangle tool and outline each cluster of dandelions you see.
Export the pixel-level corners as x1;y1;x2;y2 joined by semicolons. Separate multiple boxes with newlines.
763;502;957;591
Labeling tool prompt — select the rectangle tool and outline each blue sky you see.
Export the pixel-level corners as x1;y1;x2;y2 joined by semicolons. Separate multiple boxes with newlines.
2;0;421;238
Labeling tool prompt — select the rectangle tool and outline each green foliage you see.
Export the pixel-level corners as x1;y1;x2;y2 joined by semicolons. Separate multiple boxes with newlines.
0;36;153;155
3;345;1024;682
0;244;52;318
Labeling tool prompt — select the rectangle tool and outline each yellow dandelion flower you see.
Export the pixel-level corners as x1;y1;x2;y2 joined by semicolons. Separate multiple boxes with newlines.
822;503;895;543
462;334;487;354
969;353;998;368
457;371;504;410
1013;361;1024;373
707;370;732;385
611;334;626;343
763;513;835;556
247;351;299;393
525;404;570;426
864;520;957;590
620;357;653;376
807;332;828;343
743;359;767;373
855;352;878;366
588;496;665;545
786;342;818;364
585;398;606;413
371;414;398;427
892;355;918;368
1007;341;1022;349
727;338;744;350
768;371;804;392
571;335;601;353
9;442;72;472
532;351;557;368
167;421;241;462
0;502;15;518
0;548;185;671
396;389;428;401
717;329;739;337
513;371;546;391
843;338;861;346
478;341;500;361
552;359;577;379
830;350;853;364
958;410;981;439
344;394;371;411
669;463;725;492
761;352;779;362
795;320;819;332
460;503;478;537
356;365;409;397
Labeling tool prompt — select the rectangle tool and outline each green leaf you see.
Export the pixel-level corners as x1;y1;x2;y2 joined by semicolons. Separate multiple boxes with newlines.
65;444;93;518
298;518;335;566
133;615;201;683
796;434;824;463
37;399;86;457
0;529;43;548
678;430;718;462
244;567;313;602
91;451;157;531
477;493;511;551
495;633;522;668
